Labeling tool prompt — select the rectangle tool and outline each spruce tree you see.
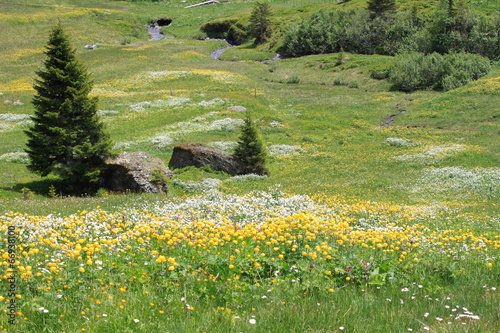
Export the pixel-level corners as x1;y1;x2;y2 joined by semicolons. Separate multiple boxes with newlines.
367;0;396;17
25;23;111;193
248;1;273;44
233;114;269;176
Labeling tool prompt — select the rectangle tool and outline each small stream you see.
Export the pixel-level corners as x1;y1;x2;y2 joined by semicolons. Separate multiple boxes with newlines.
148;25;163;41
210;43;236;60
146;27;280;61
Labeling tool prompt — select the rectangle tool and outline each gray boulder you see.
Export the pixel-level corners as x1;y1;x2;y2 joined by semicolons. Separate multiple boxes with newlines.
227;105;247;112
169;144;242;175
103;152;174;193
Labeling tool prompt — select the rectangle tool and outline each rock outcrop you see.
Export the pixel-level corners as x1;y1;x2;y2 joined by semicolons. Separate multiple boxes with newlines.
103;152;174;193
227;105;247;112
169;144;242;175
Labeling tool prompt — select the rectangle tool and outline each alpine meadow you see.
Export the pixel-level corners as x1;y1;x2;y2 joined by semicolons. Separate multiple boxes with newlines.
0;0;499;332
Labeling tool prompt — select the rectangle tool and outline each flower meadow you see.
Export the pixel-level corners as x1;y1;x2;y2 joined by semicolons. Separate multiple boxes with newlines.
1;0;499;331
1;189;498;331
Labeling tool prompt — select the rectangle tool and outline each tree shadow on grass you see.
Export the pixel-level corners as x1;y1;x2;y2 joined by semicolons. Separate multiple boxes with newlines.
1;178;64;199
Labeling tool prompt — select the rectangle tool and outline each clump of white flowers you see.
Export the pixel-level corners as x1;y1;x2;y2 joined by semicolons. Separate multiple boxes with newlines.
151;135;174;149
97;110;120;117
230;174;268;182
268;145;303;157
385;137;414;147
207;141;238;152
0;152;29;164
395;144;466;163
0;113;31;122
172;178;223;193
411;167;500;198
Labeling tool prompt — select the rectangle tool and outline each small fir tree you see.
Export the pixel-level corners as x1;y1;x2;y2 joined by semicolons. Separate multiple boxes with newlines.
233;114;269;176
25;23;111;193
248;1;273;44
367;0;396;17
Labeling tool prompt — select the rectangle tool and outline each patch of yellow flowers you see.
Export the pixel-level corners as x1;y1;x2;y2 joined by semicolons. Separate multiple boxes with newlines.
0;192;498;285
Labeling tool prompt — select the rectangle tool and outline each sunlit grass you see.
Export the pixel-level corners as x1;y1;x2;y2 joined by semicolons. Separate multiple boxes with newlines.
1;190;499;331
0;0;499;331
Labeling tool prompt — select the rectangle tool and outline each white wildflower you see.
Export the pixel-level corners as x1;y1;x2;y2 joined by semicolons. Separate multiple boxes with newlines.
198;98;225;107
0;152;29;164
386;137;413;147
0;113;30;122
230;174;268;183
268;145;303;157
207;141;238;152
269;121;284;127
172;178;223;193
151;135;174;149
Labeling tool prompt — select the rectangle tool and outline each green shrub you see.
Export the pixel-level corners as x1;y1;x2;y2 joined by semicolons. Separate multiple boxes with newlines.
423;5;500;60
280;4;499;60
440;52;491;91
389;52;490;92
149;166;170;193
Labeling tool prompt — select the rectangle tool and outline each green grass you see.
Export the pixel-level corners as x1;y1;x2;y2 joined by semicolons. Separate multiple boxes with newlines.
0;0;499;331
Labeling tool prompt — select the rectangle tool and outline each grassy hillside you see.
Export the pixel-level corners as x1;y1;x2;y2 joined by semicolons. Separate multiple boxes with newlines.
0;0;499;332
0;0;498;208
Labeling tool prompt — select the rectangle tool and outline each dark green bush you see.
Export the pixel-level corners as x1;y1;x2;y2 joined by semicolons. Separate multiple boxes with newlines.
279;3;499;60
423;5;500;59
389;52;490;92
440;52;491;90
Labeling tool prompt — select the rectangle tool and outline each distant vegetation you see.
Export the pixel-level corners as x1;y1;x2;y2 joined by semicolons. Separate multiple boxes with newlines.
389;52;491;91
280;3;500;60
203;0;496;90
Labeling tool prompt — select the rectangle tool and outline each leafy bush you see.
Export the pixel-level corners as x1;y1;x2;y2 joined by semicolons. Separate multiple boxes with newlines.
440;52;491;91
280;9;424;58
280;4;499;60
389;52;490;92
423;5;500;60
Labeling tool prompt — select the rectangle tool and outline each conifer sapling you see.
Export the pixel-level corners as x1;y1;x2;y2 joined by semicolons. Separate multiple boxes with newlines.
233;114;269;176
